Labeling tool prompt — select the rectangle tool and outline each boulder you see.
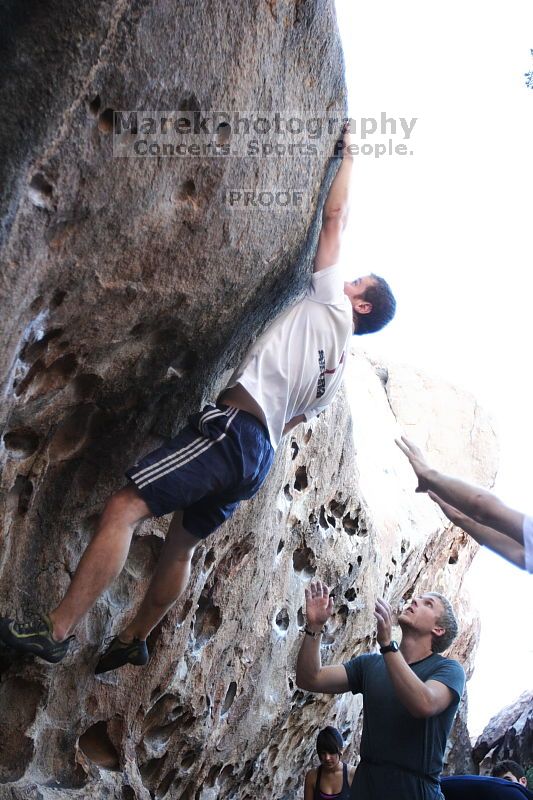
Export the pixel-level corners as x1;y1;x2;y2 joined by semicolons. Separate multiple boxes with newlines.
474;691;533;774
0;1;500;797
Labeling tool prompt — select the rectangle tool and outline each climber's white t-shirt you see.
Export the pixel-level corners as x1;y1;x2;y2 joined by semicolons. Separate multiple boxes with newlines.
523;515;533;573
226;264;353;449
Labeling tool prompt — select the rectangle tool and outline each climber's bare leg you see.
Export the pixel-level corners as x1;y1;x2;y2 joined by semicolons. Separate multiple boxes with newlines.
49;485;151;641
120;511;199;642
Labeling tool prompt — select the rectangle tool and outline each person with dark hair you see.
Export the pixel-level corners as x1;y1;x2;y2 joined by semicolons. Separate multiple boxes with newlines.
0;123;396;674
304;726;356;800
492;761;529;787
352;273;396;335
296;580;465;800
441;772;533;799
396;437;533;573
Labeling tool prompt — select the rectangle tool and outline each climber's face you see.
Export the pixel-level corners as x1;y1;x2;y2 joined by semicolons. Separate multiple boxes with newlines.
343;275;375;315
398;594;444;637
500;771;528;787
318;750;341;771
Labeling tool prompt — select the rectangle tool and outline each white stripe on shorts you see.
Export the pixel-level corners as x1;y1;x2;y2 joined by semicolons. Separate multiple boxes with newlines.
135;407;239;489
130;406;232;482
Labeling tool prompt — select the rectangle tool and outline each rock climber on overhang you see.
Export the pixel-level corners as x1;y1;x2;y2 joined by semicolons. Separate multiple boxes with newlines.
0;123;396;674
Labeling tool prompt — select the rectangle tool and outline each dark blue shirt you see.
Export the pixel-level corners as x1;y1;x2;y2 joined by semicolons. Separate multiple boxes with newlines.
441;775;533;799
344;652;465;800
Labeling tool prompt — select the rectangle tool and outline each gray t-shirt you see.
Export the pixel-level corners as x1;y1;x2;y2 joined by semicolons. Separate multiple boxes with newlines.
344;652;465;800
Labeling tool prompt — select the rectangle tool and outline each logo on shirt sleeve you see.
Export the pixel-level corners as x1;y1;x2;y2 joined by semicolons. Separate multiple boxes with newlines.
316;350;345;399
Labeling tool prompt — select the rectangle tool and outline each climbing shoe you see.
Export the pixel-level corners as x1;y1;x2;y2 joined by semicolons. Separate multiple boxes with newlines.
94;636;149;674
0;612;73;663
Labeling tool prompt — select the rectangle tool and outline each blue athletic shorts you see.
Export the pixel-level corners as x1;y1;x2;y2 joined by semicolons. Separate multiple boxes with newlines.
125;404;274;539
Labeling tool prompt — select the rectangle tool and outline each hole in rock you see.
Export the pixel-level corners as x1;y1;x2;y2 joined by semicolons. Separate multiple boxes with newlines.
344;587;356;602
178;92;200;113
8;474;33;515
374;365;389;386
167;347;197;378
17;352;78;398
215;122;231;146
20;327;63;362
221;681;237;715
319;506;329;528
48;404;103;462
205;764;222;787
140;753;168;784
181;750;197;769
89;95;101;115
204;548;216;570
342;726;352;740
276;539;284;554
336;605;349;624
218;533;253;576
130;321;150;337
51;289;67;307
146;619;165;655
144;694;179;731
3;428;39;459
0;677;44;782
98;108;115;133
143;720;180;750
327;514;336;527
297;606;305;627
78;720;120;771
156;769;177;797
357;555;363;566
122;787;136;800
268;745;279;763
292;546;316;576
72;373;102;400
448;546;459;564
193;592;221;647
150;685;163;705
291;440;299;460
218;764;234;785
303;428;312;444
274;608;289;632
293;465;308;491
29;173;54;208
329;498;346;518
342;514;357;535
178;179;196;200
30;294;44;312
177;598;192;624
283;483;292;501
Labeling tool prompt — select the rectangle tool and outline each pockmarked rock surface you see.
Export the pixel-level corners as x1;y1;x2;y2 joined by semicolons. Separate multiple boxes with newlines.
0;337;499;797
0;1;500;798
474;691;533;774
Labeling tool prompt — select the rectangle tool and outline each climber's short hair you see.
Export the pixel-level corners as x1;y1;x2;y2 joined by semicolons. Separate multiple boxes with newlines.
352;273;396;335
491;760;526;781
428;592;459;653
316;726;344;755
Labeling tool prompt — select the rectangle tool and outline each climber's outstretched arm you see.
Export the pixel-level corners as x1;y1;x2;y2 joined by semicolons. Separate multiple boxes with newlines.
429;493;525;569
314;122;353;273
396;436;525;545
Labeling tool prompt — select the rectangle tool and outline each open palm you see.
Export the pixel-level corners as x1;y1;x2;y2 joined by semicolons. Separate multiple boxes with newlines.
305;579;334;629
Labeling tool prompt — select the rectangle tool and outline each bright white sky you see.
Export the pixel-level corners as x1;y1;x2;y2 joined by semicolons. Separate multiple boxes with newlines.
335;0;533;738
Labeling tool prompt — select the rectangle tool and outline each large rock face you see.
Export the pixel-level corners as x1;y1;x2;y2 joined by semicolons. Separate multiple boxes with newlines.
0;344;498;798
0;2;499;798
474;691;533;775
